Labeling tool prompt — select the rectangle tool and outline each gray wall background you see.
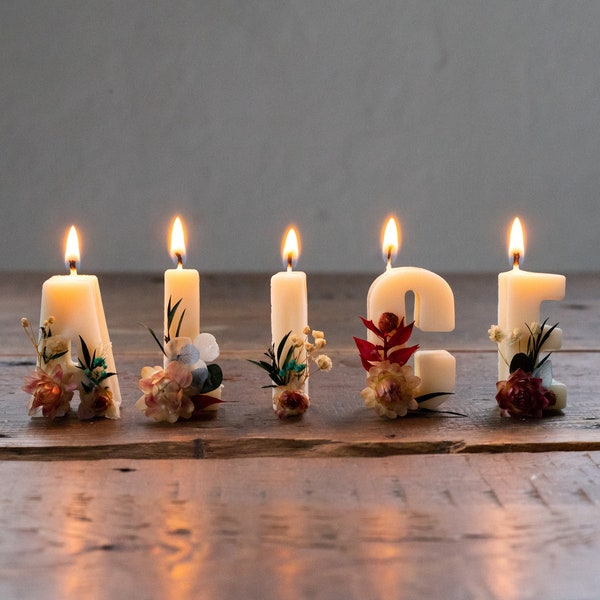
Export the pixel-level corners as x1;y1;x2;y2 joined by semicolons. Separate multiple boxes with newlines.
1;1;599;274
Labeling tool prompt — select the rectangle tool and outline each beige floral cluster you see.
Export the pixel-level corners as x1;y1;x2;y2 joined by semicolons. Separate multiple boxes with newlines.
20;317;118;420
272;326;332;418
290;327;333;375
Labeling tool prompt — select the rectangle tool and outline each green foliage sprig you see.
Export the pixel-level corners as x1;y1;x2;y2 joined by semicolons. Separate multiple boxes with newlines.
249;331;306;388
77;335;116;394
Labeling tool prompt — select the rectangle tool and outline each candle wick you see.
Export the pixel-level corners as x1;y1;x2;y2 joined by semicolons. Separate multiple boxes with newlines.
175;253;183;268
386;247;393;270
512;252;520;268
287;254;293;272
69;260;77;275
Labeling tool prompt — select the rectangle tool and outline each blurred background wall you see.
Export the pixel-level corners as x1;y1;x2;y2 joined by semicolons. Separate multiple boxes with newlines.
1;1;599;273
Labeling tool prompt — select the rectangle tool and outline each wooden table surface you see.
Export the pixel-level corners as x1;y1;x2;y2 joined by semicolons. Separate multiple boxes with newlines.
1;272;598;599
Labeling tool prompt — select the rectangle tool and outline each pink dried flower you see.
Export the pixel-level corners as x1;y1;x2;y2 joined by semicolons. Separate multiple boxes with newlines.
23;364;77;419
136;361;194;423
495;368;556;419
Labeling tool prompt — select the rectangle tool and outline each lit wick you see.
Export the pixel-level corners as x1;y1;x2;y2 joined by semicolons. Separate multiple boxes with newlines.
175;252;184;268
385;246;393;271
382;217;399;271
282;227;299;273
508;217;524;270
65;225;80;276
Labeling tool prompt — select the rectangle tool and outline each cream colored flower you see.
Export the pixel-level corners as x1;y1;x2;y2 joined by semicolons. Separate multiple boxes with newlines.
312;330;325;339
314;337;326;349
44;334;69;357
315;354;332;372
529;322;542;335
304;342;315;354
302;325;311;335
361;360;420;419
488;325;506;343
290;334;304;348
509;329;522;344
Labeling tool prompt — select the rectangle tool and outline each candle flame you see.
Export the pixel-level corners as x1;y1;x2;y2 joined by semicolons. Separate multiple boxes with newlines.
381;216;400;269
65;225;80;274
281;226;300;271
170;216;186;267
508;216;525;267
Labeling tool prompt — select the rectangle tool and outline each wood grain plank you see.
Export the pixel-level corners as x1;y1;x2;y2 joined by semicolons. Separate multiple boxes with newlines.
0;453;599;600
1;351;599;459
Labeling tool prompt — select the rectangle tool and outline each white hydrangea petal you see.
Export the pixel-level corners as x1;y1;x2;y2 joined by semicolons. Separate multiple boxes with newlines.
194;333;220;362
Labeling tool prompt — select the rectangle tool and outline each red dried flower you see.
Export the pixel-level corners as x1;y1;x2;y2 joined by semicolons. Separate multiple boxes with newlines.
495;368;556;419
378;312;399;335
273;386;310;418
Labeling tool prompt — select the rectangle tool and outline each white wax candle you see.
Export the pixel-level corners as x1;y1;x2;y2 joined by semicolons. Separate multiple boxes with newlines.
40;228;121;409
367;266;455;406
164;217;200;342
497;218;566;407
270;227;308;394
271;270;308;348
164;267;200;340
367;267;455;334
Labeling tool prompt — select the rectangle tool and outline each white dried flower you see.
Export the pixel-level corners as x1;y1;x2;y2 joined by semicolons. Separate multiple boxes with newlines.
315;354;332;372
509;329;522;344
290;334;304;348
312;330;325;339
302;325;311;335
44;334;69;357
488;325;506;343
314;337;326;349
529;322;542;336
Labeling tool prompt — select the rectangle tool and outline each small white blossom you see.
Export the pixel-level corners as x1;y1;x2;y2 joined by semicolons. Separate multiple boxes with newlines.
529;322;542;336
488;325;506;343
44;334;70;357
312;330;325;339
314;337;326;349
509;329;522;344
315;354;333;372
